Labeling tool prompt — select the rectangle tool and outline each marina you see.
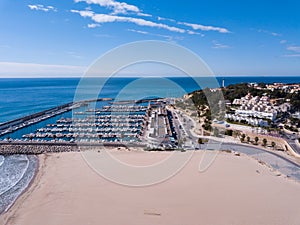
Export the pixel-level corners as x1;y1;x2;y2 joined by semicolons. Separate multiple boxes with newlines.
0;98;179;151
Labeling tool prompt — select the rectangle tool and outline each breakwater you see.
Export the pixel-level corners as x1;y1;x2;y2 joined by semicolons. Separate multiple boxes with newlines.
0;142;146;155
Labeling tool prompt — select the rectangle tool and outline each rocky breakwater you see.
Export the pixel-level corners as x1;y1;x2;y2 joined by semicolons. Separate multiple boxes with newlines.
0;143;78;155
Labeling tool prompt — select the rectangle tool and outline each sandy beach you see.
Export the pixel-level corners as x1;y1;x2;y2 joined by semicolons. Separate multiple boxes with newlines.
1;150;300;225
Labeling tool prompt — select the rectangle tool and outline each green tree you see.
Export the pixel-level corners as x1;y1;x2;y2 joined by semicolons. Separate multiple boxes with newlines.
254;136;259;145
262;138;267;147
247;136;251;143
225;129;233;136
240;133;246;142
271;141;276;149
198;138;203;145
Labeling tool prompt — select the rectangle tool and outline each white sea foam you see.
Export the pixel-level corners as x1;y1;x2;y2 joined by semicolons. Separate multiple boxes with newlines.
0;155;38;214
0;155;4;167
0;155;29;196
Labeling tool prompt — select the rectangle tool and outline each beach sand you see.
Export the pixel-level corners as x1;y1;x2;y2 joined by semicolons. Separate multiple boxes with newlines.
1;150;300;225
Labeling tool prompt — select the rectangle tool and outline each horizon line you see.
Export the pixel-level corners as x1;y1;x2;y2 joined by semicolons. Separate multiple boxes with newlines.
0;75;300;79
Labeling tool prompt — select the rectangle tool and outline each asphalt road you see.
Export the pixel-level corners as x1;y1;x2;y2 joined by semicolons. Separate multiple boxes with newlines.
177;112;300;181
282;132;300;154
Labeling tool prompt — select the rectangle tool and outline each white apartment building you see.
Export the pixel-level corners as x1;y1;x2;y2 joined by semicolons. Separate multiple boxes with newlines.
227;93;282;126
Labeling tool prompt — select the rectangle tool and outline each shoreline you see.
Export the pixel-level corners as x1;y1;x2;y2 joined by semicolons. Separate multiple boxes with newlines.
1;137;300;221
1;150;300;225
0;155;39;216
1;142;300;221
0;154;44;225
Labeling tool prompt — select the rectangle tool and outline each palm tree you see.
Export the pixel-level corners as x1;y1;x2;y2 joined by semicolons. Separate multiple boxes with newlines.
254;136;259;145
240;133;246;142
271;141;276;149
247;136;250;143
262;138;267;147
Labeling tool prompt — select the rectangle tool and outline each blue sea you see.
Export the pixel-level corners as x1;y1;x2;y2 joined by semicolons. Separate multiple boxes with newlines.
1;76;300;124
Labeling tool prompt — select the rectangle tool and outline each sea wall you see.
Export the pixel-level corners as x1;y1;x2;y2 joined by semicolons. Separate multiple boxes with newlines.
0;143;78;154
0;142;146;154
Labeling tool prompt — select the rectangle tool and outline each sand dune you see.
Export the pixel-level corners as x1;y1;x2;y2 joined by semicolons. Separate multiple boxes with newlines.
1;150;300;225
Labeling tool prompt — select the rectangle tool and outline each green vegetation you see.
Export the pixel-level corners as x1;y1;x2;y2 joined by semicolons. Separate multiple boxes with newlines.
290;92;300;111
222;83;255;103
290;117;300;128
271;141;276;149
190;82;300;112
225;129;233;136
226;118;253;127
198;138;203;144
188;82;299;138
284;125;298;132
197;138;208;144
247;136;251;142
191;88;225;121
262;138;267;147
254;136;259;145
240;133;246;142
191;88;208;107
202;119;212;131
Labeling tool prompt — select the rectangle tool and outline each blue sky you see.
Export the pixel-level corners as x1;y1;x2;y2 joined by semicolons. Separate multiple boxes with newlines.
0;0;300;77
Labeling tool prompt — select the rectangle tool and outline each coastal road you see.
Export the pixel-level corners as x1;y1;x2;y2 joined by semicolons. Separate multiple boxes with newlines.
221;142;300;181
177;111;300;182
282;131;300;154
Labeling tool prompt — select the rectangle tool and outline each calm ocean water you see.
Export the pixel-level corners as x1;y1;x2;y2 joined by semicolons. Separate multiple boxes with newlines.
0;76;300;123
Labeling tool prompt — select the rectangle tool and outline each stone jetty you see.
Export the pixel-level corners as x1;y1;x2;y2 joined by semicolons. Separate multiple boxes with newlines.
0;142;146;155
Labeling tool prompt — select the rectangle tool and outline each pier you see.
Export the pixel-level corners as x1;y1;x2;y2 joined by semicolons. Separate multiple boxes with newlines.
0;102;77;137
0;98;115;138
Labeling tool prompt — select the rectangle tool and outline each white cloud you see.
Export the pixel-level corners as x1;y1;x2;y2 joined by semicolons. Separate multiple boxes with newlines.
74;0;140;14
71;10;185;33
157;16;176;22
66;51;84;59
137;12;152;17
70;9;94;17
73;1;231;36
179;22;230;33
28;4;57;12
87;23;101;28
280;40;287;44
287;46;300;53
271;32;280;37
127;29;184;43
127;29;149;35
282;54;300;57
257;29;281;37
0;62;85;77
127;28;170;38
212;41;230;49
187;30;204;36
